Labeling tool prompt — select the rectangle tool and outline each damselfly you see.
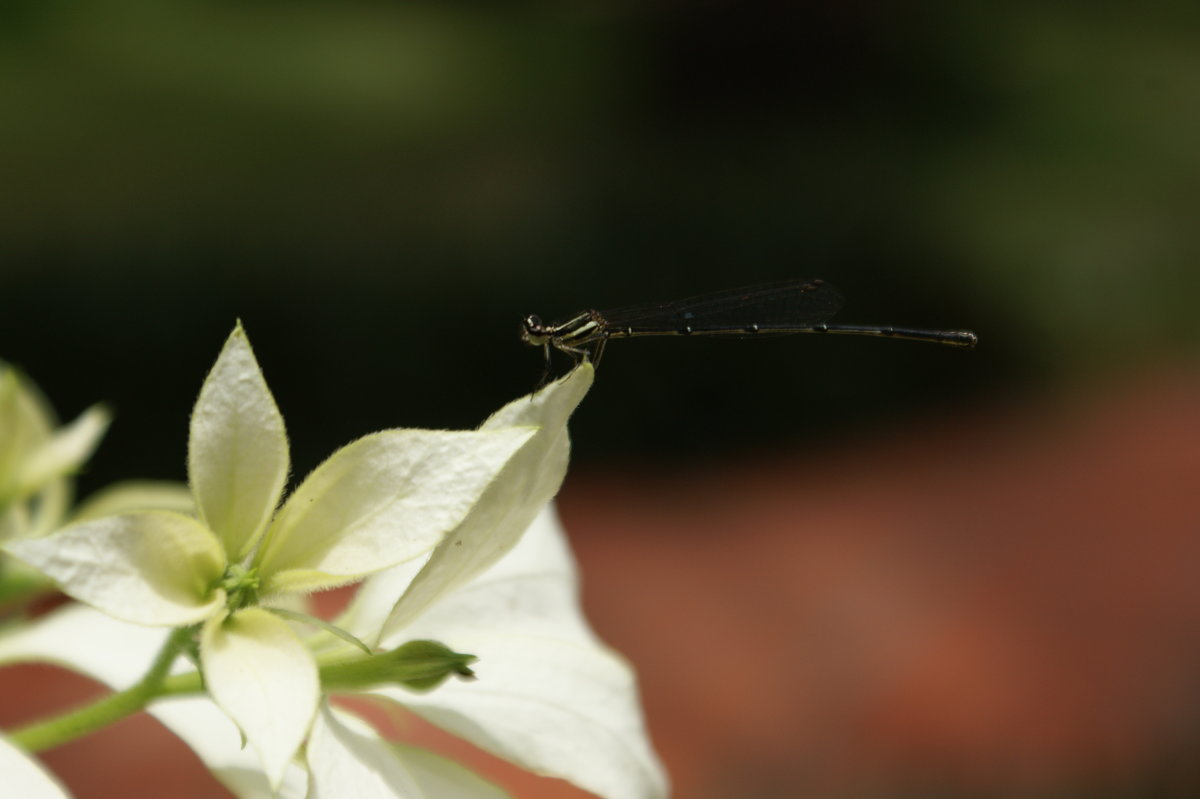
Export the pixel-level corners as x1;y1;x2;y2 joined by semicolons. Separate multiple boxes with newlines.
521;278;976;374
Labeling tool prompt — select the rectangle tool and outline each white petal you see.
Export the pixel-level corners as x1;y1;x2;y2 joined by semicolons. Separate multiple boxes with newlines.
390;744;511;799
336;554;430;645
308;704;508;799
0;369;74;533
380;638;667;799
151;697;310;799
256;427;537;596
0;604;308;799
0;369;58;478
375;505;668;799
189;324;289;560
380;506;593;648
201;608;318;789
15;405;111;497
4;511;226;626
376;365;592;639
0;735;71;799
0;602;169;685
74;480;196;522
0;371;30;488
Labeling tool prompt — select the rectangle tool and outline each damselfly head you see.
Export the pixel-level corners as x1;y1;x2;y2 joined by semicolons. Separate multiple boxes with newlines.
520;314;549;346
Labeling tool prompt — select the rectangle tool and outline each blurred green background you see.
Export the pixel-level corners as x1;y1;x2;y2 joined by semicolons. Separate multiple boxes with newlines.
5;0;1197;488
3;1;1200;796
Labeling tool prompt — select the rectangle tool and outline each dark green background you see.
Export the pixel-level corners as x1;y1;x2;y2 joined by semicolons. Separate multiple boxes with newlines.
2;0;1196;490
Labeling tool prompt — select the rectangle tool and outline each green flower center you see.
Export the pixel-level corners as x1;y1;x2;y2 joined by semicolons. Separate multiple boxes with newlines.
219;563;261;611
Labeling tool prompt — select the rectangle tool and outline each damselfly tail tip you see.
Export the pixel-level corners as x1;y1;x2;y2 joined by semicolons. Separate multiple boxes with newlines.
956;331;979;349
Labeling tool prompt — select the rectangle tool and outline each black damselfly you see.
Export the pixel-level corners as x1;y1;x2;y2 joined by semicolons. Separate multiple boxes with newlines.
521;278;977;373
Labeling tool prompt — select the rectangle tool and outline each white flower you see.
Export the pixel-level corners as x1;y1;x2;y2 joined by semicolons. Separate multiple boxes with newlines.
308;350;667;797
3;323;540;788
0;363;110;540
318;503;671;799
0;504;668;799
0;734;72;798
0;343;668;798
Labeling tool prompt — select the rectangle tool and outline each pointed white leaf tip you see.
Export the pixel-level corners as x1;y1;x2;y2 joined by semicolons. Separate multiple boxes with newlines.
188;323;290;561
375;361;594;638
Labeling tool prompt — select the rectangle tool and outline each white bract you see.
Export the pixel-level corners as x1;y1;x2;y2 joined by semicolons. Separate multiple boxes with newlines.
0;602;306;798
0;734;72;799
307;704;511;799
0;504;669;799
0;364;110;541
319;357;667;798
3;324;541;788
327;503;671;799
0;329;668;798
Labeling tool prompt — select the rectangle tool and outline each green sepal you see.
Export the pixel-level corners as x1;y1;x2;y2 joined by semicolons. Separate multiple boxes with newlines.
320;639;476;693
390;639;477;691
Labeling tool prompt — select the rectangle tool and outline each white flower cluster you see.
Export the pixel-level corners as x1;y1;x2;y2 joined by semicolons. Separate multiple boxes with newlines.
0;325;668;799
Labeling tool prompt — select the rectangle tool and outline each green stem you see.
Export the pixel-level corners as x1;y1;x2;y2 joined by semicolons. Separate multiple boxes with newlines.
7;634;476;752
158;669;204;696
9;626;195;752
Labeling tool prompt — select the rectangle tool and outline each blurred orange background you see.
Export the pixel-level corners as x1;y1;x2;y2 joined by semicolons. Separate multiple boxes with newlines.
6;365;1200;797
